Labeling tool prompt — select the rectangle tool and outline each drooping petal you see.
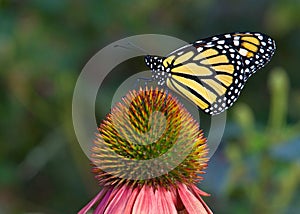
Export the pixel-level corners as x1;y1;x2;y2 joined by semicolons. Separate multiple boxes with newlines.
155;186;177;214
178;184;212;214
191;184;210;197
123;186;140;214
171;185;184;211
190;185;213;214
147;185;155;214
132;185;151;214
77;187;108;214
94;187;115;213
104;185;133;213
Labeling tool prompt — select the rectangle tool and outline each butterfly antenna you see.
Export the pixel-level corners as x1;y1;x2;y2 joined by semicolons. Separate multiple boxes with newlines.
114;41;148;54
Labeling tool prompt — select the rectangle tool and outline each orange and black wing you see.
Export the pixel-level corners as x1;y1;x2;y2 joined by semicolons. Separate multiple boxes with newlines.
163;32;275;115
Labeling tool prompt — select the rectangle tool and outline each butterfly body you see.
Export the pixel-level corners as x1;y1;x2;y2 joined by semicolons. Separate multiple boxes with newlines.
144;32;276;115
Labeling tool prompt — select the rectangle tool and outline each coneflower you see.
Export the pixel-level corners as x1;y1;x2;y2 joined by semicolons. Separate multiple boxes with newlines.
79;87;212;214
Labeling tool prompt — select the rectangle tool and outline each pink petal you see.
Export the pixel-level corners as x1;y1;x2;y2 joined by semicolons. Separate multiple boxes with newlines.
178;184;212;214
104;185;132;213
190;185;213;214
191;184;210;197
77;188;108;214
94;187;115;213
155;186;177;214
132;185;152;214
170;186;178;205
147;185;155;213
123;186;140;214
171;186;184;211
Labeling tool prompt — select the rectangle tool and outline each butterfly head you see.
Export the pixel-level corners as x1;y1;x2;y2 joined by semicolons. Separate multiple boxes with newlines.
145;55;169;85
145;55;164;70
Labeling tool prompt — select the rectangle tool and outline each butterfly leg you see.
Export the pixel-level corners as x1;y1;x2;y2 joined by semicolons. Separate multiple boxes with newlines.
134;77;153;90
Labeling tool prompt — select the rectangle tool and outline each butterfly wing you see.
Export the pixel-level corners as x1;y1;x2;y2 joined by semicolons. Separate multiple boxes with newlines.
193;32;276;81
163;32;275;115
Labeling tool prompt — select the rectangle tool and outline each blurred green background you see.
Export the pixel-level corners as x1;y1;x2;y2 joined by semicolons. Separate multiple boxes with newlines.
1;0;300;213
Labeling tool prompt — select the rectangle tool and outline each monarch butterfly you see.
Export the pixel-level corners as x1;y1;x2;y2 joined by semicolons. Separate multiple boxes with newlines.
144;32;276;115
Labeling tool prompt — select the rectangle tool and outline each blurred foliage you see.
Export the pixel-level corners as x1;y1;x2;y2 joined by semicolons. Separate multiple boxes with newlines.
208;68;300;213
0;0;300;213
202;67;300;214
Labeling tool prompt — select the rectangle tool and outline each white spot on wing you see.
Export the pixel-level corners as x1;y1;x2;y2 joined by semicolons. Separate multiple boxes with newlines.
239;48;248;56
197;47;203;52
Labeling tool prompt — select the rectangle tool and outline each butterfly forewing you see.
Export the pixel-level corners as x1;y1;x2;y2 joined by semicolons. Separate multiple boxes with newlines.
193;32;276;80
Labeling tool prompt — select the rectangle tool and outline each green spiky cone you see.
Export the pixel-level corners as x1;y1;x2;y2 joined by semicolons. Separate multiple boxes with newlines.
92;87;208;189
